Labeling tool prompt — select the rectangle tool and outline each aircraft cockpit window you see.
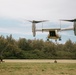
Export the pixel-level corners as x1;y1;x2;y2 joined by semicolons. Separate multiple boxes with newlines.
49;31;56;36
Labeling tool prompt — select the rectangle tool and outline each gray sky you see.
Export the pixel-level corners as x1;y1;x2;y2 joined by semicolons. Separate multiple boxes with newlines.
0;0;76;43
0;0;76;20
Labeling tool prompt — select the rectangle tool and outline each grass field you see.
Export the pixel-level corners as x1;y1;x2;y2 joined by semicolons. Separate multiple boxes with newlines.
0;60;76;75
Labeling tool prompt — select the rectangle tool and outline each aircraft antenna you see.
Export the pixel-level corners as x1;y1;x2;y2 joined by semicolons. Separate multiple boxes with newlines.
60;20;61;31
59;20;62;33
42;22;43;28
42;22;43;32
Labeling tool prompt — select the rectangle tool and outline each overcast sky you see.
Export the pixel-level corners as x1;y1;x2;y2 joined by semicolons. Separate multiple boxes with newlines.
0;0;76;20
0;0;76;43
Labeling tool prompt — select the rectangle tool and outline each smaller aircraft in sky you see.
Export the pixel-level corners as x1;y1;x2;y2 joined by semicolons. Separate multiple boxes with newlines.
28;19;76;42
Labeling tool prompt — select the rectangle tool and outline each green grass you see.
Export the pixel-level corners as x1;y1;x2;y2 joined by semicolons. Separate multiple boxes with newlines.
0;62;76;75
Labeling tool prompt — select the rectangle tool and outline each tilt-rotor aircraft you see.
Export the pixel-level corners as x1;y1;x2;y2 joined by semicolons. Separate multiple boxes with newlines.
28;19;76;42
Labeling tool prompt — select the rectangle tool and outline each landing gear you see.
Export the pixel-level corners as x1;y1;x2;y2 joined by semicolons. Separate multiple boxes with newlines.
59;37;61;41
55;39;57;44
47;38;49;41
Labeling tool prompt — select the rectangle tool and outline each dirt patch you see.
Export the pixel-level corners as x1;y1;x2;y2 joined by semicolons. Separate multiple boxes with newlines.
4;59;76;63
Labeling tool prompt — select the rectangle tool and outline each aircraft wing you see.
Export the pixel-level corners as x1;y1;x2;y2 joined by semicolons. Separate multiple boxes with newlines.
61;28;73;31
36;28;73;32
36;28;61;32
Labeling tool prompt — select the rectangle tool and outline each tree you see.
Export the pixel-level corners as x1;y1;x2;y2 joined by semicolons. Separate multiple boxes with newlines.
0;36;7;62
17;38;30;50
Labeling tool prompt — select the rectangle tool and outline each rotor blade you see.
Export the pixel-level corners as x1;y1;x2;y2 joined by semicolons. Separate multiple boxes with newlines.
60;19;76;22
26;20;48;23
26;20;33;22
41;20;48;22
32;20;48;23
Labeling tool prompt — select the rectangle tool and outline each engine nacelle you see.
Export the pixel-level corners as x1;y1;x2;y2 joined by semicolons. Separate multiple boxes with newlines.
61;19;76;36
32;23;36;37
74;22;76;35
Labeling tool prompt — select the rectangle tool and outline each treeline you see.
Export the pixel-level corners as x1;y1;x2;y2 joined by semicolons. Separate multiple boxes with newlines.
0;34;76;59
